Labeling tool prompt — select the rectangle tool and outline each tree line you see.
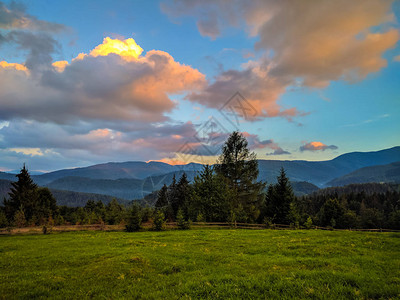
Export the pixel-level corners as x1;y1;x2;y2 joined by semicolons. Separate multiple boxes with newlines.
1;132;399;230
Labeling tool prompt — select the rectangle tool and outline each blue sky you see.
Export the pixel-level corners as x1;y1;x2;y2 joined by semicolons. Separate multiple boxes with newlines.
0;0;399;172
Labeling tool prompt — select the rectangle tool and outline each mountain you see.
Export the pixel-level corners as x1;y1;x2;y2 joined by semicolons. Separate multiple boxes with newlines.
258;146;400;186
0;172;17;181
45;170;199;200
1;146;398;202
31;161;204;185
327;162;400;186
290;181;319;196
46;176;145;200
0;179;129;207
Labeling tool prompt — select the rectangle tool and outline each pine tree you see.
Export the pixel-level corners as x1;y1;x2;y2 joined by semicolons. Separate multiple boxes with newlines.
176;209;190;229
5;164;38;223
192;165;230;222
126;204;142;232
215;131;265;222
105;198;124;225
265;168;296;224
168;174;179;218
36;187;58;224
152;209;165;231
155;184;169;208
176;173;191;217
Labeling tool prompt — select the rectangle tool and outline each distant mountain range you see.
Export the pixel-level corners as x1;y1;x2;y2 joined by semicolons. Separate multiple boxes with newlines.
0;179;129;207
0;146;399;204
327;162;400;186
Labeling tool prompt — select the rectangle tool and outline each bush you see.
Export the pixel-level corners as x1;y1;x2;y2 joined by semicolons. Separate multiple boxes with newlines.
14;209;26;228
196;212;205;223
152;210;165;231
176;209;190;230
304;216;313;229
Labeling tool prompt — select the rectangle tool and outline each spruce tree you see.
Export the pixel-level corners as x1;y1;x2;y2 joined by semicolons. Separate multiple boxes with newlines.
215;131;265;222
126;204;142;232
5;164;38;223
155;184;169;208
265;168;295;224
192;165;230;222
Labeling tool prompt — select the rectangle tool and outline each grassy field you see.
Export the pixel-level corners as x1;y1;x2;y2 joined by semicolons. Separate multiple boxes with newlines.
1;229;399;299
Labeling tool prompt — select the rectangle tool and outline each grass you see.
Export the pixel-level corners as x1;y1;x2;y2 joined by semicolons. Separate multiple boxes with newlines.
1;228;399;299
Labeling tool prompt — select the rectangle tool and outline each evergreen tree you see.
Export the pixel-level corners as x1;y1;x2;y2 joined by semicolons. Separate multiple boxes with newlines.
192;165;230;222
175;173;192;218
105;198;125;225
318;198;345;227
168;174;179;218
126;204;142;232
35;187;58;224
176;208;190;229
215;131;265;222
152;209;165;231
265;168;296;224
5;164;38;223
155;184;169;209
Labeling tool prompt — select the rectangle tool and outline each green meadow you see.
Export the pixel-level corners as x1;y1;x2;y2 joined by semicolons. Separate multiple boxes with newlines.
1;229;399;299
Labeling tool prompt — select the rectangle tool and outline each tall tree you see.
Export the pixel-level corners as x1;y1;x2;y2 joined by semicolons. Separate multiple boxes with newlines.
265;168;296;224
155;184;169;209
215;131;265;222
175;173;192;219
35;187;58;223
192;165;230;222
4;164;38;223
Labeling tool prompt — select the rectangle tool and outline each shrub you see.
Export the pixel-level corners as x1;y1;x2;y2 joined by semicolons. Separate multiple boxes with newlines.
304;216;313;229
152;210;165;231
176;209;190;230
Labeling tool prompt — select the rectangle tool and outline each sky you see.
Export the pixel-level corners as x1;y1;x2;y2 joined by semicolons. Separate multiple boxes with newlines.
0;0;399;172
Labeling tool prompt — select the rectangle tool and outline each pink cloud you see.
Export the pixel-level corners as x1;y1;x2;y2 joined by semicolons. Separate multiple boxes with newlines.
300;142;338;152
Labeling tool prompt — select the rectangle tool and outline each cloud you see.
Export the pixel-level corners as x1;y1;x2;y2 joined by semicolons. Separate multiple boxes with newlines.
6;31;60;70
0;1;65;32
163;0;399;118
0;119;205;170
0;37;206;124
394;55;400;62
300;142;338;152
266;148;291;156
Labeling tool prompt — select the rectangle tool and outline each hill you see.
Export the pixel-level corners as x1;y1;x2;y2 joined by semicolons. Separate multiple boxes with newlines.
258;146;400;186
0;179;129;207
327;162;400;186
31;161;203;185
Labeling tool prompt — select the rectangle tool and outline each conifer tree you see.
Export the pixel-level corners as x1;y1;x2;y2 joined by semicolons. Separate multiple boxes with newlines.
215;131;265;222
265;168;296;224
155;184;169;208
126;204;142;232
5;164;38;223
192;165;230;222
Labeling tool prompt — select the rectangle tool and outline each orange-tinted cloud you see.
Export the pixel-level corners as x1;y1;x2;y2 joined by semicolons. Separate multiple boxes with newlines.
0;60;28;73
164;0;399;118
300;142;338;152
89;37;143;60
52;60;68;72
0;37;206;124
